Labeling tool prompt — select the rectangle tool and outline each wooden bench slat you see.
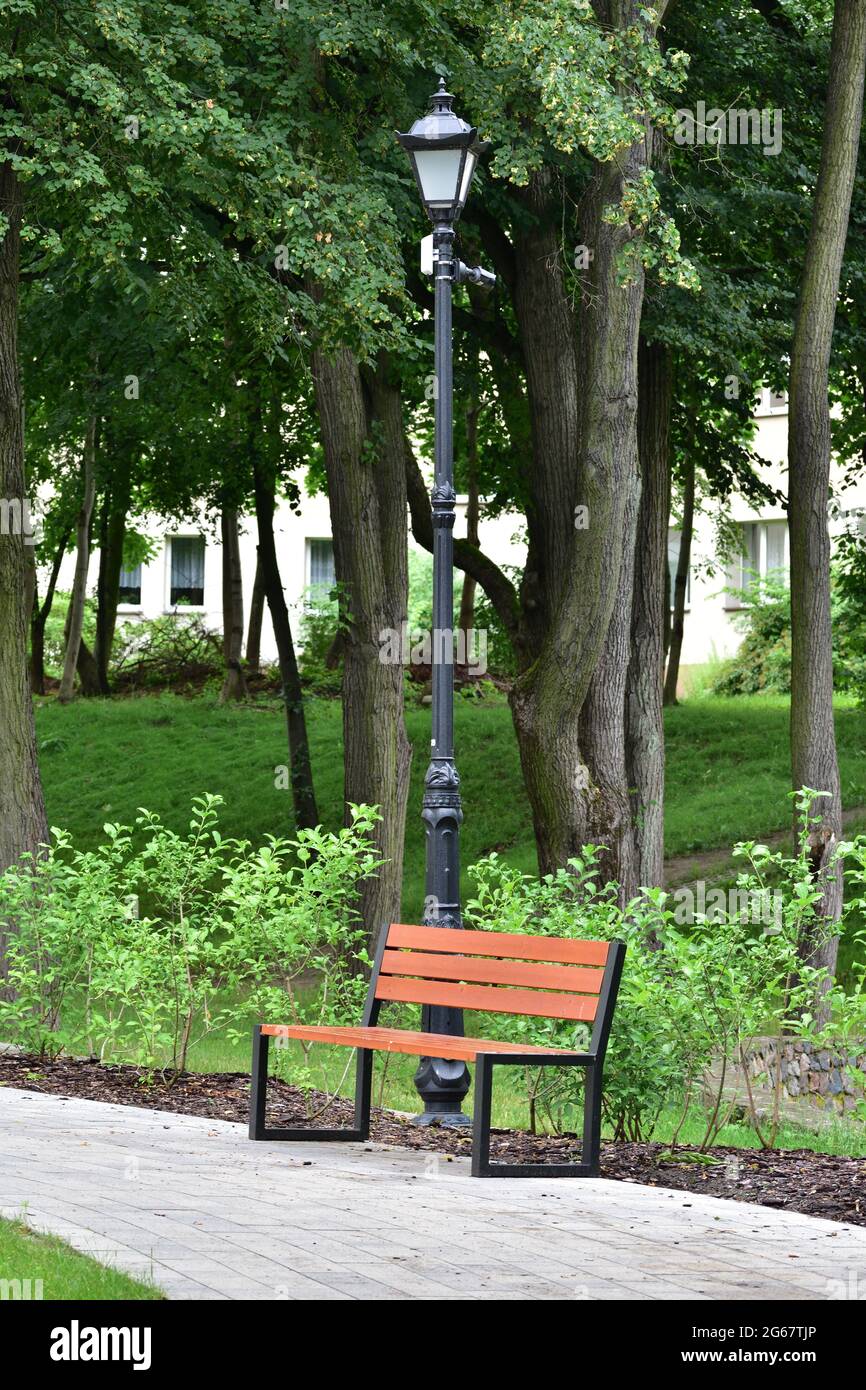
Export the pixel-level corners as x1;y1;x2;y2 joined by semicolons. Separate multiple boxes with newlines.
387;922;609;966
380;948;603;994
375;975;599;1021
259;1023;583;1062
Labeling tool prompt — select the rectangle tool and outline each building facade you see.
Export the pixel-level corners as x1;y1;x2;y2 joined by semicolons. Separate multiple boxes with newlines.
45;391;866;673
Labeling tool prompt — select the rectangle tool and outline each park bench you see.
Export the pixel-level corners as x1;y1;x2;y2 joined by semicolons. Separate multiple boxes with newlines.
249;923;625;1177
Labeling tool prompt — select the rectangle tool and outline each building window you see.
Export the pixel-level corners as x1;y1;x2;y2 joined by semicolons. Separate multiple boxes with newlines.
764;519;787;576
169;536;206;606
754;386;788;416
667;530;690;610
725;520;788;608
118;563;142;606
725;522;760;608
307;538;336;593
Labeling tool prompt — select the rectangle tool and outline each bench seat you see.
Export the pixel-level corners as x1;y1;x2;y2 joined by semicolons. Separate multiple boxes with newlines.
250;922;625;1177
260;1023;588;1063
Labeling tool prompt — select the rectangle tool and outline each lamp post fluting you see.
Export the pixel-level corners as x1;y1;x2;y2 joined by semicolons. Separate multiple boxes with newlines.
397;80;494;1125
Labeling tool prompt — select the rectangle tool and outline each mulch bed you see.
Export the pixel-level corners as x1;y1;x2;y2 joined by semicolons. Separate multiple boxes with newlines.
2;1054;864;1227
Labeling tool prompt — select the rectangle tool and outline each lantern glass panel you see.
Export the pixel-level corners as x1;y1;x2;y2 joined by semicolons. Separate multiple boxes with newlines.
413;147;464;208
457;150;478;209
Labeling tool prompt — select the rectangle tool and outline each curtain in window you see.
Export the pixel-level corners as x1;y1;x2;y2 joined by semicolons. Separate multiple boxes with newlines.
765;521;787;575
118;563;142;603
308;539;335;590
724;522;759;609
170;537;205;603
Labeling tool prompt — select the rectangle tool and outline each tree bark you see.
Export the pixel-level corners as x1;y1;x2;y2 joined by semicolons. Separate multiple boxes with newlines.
0;158;48;970
311;346;412;943
57;417;97;704
627;338;673;890
93;448;132;694
402;6;663;888
75;635;102;696
664;454;694;707
245;554;265;673
251;436;318;831
580;476;641;900
405;439;520;647
30;529;70;694
509;144;646;879
219;507;248;703
457;405;480;651
788;0;866;978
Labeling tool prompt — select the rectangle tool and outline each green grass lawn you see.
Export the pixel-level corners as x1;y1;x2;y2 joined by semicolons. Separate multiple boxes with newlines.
665;693;866;856
0;1216;163;1300
34;688;866;920
28;687;866;1153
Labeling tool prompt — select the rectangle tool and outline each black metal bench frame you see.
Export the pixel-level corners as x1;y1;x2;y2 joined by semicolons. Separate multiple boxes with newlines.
249;927;625;1179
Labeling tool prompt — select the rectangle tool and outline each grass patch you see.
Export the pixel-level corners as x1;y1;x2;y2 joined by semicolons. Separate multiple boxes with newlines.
665;693;866;856
0;1216;164;1300
35;689;866;919
30;688;866;1138
649;1106;866;1157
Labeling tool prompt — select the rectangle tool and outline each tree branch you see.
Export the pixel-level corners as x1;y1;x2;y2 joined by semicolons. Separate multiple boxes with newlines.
404;437;521;648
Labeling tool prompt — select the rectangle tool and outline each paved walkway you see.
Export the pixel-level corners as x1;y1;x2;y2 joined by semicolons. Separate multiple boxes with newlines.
1;1088;864;1300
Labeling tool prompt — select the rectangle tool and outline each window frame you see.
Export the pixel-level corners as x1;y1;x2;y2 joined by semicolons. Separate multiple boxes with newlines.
117;562;143;609
167;535;207;610
306;537;336;594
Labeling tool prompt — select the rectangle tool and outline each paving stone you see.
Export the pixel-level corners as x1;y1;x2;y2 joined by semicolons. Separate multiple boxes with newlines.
2;1087;865;1302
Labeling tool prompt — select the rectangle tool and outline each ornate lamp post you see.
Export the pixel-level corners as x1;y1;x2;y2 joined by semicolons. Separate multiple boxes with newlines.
397;80;494;1125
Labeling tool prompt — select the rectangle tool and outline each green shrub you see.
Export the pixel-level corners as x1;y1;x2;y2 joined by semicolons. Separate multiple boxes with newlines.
0;796;382;1075
712;550;866;699
833;531;866;698
297;588;343;695
472;587;517;677
711;575;791;695
465;794;866;1148
111;614;223;691
41;592;97;680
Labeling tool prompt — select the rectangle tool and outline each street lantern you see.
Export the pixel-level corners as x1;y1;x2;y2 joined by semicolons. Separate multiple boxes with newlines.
396;79;489;223
396;79;494;1126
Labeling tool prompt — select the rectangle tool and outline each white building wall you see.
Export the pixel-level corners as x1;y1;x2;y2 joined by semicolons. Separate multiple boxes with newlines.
48;485;528;666
44;393;866;672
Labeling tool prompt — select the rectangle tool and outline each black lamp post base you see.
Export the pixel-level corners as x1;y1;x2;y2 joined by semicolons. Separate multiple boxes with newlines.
410;1108;473;1129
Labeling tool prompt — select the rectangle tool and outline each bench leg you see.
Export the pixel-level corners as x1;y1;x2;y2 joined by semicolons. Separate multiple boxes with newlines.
471;1053;598;1178
582;1061;603;1177
354;1045;373;1140
249;1024;269;1139
248;1026;372;1143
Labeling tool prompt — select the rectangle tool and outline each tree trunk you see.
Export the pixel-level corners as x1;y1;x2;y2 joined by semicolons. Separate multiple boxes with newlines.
509;143;646;879
311;346;412;942
0;158;48;970
30;530;69;694
788;0;866;979
251;440;318;831
57;417;97;704
402;6;664;889
664;455;694;707
76;636;102;696
219;507;248;703
663;550;672;660
580;476;641;901
457;405;480;649
59;594;100;696
245;554;265;673
627;338;673;890
93;452;132;694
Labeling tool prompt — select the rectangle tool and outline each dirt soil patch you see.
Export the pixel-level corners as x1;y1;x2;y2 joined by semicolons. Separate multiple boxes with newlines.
2;1054;864;1228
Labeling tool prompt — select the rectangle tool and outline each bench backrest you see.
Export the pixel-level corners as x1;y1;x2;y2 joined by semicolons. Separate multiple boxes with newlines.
365;923;625;1053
